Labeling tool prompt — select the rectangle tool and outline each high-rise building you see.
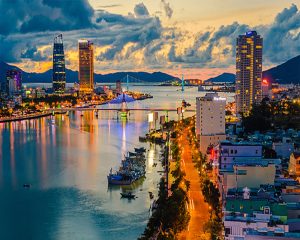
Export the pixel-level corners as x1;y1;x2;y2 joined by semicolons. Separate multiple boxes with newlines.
79;39;94;94
236;31;263;114
52;34;66;94
196;93;226;153
6;69;22;96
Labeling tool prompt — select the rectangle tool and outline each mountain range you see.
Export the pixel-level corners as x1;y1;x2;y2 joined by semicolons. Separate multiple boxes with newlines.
0;61;176;84
205;55;300;84
1;54;300;84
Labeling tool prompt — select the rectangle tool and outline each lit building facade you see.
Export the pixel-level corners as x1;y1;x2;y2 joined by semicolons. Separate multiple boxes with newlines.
236;31;263;115
6;69;22;96
79;39;94;94
262;79;270;99
288;152;300;181
196;93;226;153
52;34;66;94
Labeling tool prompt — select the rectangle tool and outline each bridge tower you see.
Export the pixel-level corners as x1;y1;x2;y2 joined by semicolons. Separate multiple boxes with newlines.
181;74;185;92
126;74;129;92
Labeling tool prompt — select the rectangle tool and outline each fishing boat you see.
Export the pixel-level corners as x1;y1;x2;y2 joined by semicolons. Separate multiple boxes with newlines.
120;192;136;199
107;172;134;185
107;148;147;185
134;147;146;153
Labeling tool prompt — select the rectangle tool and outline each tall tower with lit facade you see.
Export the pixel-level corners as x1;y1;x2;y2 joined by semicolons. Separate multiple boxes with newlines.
6;69;22;96
236;31;263;115
52;34;66;94
79;39;94;94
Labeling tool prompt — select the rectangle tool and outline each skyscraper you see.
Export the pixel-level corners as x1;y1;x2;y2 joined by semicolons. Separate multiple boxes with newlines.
236;31;263;115
79;39;94;94
6;69;22;96
52;34;66;94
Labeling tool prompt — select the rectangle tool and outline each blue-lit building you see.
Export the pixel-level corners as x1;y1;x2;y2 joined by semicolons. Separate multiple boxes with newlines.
6;69;22;96
52;34;66;94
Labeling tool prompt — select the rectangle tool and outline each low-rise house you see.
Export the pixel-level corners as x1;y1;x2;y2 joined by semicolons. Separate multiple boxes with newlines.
288;152;300;181
224;195;289;240
273;138;294;159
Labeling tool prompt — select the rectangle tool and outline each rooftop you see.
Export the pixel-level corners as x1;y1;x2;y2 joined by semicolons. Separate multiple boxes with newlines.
246;229;300;239
220;140;262;147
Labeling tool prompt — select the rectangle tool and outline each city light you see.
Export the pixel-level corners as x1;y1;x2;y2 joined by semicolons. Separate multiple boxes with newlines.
148;113;154;123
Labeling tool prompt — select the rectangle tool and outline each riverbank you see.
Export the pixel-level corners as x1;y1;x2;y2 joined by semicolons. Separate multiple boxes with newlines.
0;112;52;123
139;120;191;239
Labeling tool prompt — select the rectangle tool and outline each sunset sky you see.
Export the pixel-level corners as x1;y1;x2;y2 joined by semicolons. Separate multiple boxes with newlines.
1;0;300;79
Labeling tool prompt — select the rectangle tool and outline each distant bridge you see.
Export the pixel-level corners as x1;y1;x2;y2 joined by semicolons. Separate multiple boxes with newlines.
113;74;184;91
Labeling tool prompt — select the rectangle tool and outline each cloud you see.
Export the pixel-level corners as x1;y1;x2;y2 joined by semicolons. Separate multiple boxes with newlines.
0;0;94;35
96;4;122;9
134;3;150;17
161;0;173;19
1;1;300;75
20;46;47;61
167;4;300;68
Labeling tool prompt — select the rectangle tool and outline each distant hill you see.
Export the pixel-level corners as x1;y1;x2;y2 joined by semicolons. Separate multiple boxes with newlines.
2;54;300;85
263;55;300;84
205;55;300;85
205;73;235;83
0;61;177;84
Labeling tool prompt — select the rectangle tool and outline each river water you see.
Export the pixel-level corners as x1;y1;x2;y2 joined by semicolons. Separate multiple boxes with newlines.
0;86;233;240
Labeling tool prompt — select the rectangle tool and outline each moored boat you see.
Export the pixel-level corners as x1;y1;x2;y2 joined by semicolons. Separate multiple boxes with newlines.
107;148;147;186
134;147;146;153
120;192;136;199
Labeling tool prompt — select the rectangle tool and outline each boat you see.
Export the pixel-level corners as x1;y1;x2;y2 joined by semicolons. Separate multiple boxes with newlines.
134;147;146;153
107;172;134;185
120;192;136;199
23;184;31;188
107;148;147;186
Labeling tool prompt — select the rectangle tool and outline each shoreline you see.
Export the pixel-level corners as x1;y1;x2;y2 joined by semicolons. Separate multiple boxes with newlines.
0;112;52;123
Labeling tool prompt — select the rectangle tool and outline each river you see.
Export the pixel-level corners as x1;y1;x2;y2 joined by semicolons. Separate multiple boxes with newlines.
0;86;233;240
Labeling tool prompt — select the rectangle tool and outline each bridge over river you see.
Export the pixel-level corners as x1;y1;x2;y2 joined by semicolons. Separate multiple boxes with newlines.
51;108;195;112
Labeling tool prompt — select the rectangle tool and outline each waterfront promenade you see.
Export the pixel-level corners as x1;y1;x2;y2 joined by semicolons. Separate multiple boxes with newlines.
178;126;210;240
0;112;52;123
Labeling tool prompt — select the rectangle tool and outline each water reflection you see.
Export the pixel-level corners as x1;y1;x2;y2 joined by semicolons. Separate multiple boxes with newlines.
0;86;233;240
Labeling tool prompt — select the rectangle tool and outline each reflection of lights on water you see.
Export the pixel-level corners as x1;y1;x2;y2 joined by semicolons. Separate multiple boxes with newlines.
121;121;126;156
148;146;154;168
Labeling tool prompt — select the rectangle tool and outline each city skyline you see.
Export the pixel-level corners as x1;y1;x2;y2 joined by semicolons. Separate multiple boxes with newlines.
1;1;300;79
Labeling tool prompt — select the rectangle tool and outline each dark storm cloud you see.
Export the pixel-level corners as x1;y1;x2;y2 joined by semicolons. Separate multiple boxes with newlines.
134;3;150;17
161;0;173;19
0;0;94;35
94;3;163;62
20;46;48;61
263;4;300;64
